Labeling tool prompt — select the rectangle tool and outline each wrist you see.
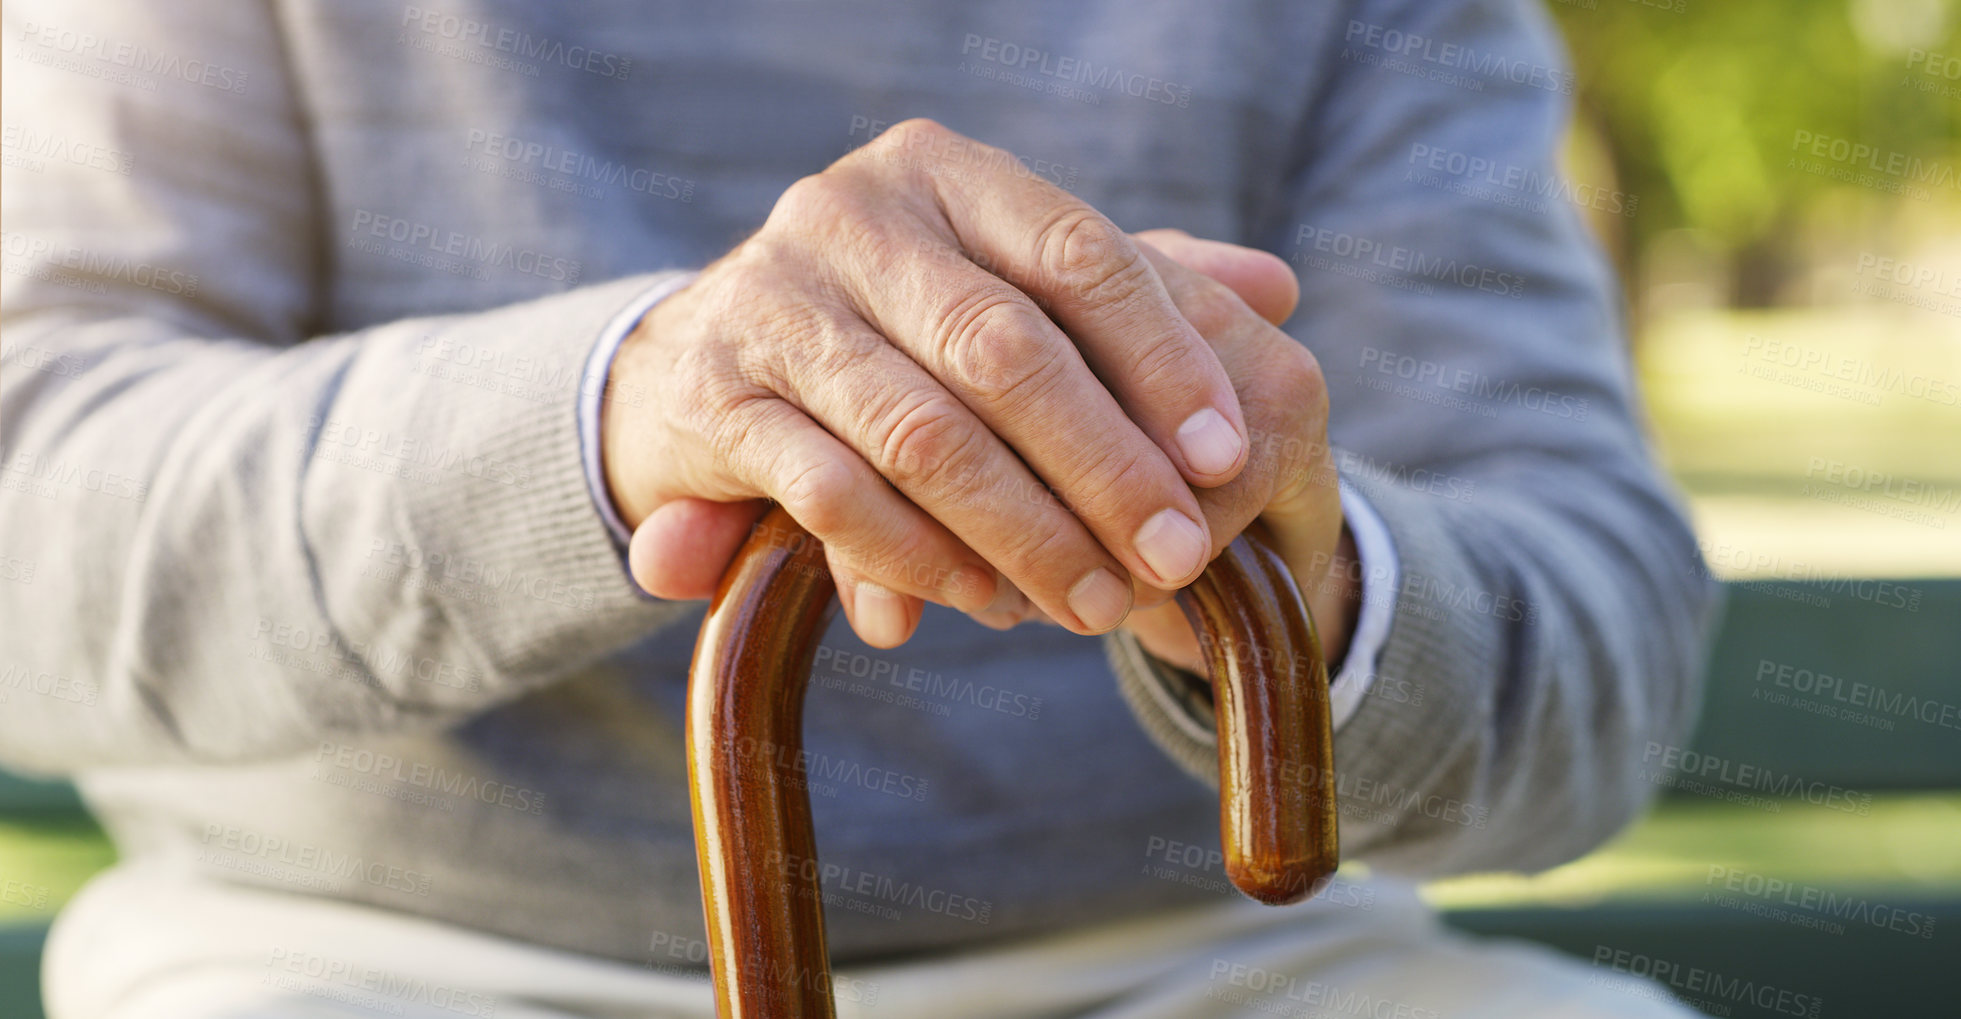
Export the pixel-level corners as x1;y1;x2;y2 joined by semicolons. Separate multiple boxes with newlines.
1301;522;1362;671
601;278;701;531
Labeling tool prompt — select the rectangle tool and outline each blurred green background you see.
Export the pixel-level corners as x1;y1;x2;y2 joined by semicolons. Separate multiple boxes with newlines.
4;0;1959;1015
1441;1;1961;1013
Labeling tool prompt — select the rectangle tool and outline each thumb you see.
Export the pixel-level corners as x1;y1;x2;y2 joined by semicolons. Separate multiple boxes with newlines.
1132;228;1299;326
627;497;770;600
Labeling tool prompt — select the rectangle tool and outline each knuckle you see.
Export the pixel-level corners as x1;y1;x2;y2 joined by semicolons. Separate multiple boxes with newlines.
1179;278;1246;337
994;521;1087;587
1252;345;1330;504
874;395;985;490
1126;330;1203;401
939;291;1058;406
849;527;944;594
768;172;857;233
1064;442;1158;519
1279;342;1330;419
706;393;782;489
775;456;858;537
878;117;951;150
1040;208;1146;304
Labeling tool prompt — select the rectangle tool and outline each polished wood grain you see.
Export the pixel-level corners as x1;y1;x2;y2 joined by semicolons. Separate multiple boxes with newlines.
688;505;1338;1016
1177;523;1339;904
687;507;839;1018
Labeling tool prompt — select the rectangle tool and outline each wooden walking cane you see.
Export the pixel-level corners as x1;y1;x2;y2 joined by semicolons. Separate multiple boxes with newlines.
687;504;1338;1017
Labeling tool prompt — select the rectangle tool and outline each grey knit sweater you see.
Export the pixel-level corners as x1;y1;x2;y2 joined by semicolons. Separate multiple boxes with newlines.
0;0;1716;964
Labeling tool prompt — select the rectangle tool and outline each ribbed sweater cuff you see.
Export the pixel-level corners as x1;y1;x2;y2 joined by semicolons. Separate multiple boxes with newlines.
395;274;692;680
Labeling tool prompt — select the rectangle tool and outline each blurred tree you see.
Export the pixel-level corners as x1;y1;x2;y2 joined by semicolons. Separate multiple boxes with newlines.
1548;0;1960;307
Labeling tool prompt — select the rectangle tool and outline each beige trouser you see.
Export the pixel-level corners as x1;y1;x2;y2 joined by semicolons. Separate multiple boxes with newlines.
44;862;1699;1019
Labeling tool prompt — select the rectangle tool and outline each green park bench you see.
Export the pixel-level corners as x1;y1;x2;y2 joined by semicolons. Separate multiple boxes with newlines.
4;580;1957;1018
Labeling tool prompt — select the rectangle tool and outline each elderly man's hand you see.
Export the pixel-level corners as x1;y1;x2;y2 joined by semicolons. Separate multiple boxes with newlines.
604;120;1349;654
604;119;1250;645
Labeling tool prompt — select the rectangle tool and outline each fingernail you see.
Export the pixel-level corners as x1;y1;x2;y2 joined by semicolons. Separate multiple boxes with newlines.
1133;509;1207;586
1177;407;1242;476
1067;567;1131;633
854;582;910;647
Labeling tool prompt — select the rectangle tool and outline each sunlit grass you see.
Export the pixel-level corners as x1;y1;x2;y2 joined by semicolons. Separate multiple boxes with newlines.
0;816;114;926
1427;793;1961;910
1637;305;1961;577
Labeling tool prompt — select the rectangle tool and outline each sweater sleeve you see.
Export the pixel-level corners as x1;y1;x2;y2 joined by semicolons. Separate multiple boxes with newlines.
1110;0;1721;876
0;0;694;771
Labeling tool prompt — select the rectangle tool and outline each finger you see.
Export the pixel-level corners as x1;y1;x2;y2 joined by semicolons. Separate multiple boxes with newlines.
626;497;768;600
777;168;1214;601
712;393;1000;617
770;301;1149;633
858;120;1249;488
1131;229;1299;326
968;572;1036;630
829;555;924;649
1124;601;1205;674
1130;243;1340;594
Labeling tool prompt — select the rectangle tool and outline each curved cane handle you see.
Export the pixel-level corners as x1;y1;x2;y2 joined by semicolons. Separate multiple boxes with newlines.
687;505;1338;1017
